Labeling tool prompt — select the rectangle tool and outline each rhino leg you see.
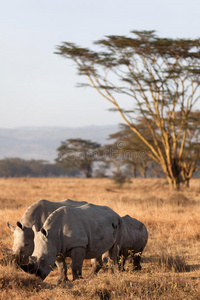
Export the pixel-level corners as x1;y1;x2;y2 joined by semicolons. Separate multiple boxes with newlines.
118;248;129;271
108;243;119;272
110;242;120;265
133;255;142;270
90;256;103;275
133;249;143;271
70;247;85;281
121;247;143;271
55;255;68;284
101;251;109;271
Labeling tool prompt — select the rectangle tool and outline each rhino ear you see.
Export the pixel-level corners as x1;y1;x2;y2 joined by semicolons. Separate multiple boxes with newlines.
41;227;48;238
16;221;23;230
2;248;13;254
7;222;15;232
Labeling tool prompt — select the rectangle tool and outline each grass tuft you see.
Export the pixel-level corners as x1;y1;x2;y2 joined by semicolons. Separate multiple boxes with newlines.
159;252;187;272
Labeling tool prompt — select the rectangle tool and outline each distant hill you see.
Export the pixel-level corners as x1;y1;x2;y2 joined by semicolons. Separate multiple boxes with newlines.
0;125;118;162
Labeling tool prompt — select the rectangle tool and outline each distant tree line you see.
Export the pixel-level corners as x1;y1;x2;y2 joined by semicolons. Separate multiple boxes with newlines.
1;117;200;188
1;119;200;187
0;158;79;178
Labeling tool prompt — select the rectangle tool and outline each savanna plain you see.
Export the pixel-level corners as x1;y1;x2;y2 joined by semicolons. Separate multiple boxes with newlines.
0;177;199;299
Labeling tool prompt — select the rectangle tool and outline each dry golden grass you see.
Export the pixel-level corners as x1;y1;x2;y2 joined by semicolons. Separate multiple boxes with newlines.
0;177;200;299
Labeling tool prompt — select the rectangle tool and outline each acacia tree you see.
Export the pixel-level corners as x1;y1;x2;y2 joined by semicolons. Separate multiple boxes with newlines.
55;30;200;189
56;138;101;178
180;111;200;186
107;122;153;178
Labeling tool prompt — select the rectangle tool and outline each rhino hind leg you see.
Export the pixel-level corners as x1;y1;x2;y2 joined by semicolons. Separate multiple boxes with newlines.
118;248;129;271
70;247;85;281
133;250;143;271
90;256;103;276
55;255;68;284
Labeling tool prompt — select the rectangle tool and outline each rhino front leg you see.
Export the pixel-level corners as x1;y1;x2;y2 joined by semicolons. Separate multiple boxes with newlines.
70;247;85;280
55;255;68;284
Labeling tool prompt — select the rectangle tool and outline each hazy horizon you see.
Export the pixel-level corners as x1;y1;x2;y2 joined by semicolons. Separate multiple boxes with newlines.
0;124;119;162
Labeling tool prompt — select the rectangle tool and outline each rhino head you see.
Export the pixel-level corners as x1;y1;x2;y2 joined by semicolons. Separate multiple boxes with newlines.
4;221;35;264
19;227;56;281
20;257;46;280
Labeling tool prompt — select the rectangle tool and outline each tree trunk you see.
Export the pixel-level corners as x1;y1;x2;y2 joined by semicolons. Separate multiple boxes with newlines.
83;165;92;178
186;179;190;188
132;164;137;178
162;157;182;190
181;161;195;188
166;176;180;190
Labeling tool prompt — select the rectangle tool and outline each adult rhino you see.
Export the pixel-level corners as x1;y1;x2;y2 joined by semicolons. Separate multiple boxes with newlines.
4;199;87;264
92;215;148;271
20;204;122;282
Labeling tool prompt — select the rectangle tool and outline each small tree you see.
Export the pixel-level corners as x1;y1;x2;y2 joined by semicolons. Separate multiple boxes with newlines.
102;142;124;176
56;138;101;178
107;122;152;178
55;30;200;189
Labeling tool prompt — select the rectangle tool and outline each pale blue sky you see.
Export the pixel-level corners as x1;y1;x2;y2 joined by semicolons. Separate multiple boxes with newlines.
1;0;200;128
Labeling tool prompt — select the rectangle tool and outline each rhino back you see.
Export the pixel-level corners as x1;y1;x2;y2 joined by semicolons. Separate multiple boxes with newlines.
60;199;88;207
21;199;87;229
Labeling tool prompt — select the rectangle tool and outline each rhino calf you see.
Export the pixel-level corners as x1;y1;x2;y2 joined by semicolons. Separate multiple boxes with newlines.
118;215;148;271
92;215;148;272
20;204;122;282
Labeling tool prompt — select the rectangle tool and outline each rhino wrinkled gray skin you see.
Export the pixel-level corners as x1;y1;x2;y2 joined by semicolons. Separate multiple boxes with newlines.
91;215;148;271
20;204;122;282
118;215;148;270
5;199;87;264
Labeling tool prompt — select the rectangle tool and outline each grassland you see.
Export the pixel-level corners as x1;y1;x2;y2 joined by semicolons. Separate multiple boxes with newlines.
0;177;199;299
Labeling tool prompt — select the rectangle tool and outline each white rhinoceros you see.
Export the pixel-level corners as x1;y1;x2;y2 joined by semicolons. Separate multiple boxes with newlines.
118;215;148;270
4;199;87;262
92;214;148;271
20;204;122;282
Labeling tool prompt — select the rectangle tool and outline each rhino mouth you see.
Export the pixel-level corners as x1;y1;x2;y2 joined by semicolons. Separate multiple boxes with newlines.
2;248;29;265
20;262;35;274
20;263;47;280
